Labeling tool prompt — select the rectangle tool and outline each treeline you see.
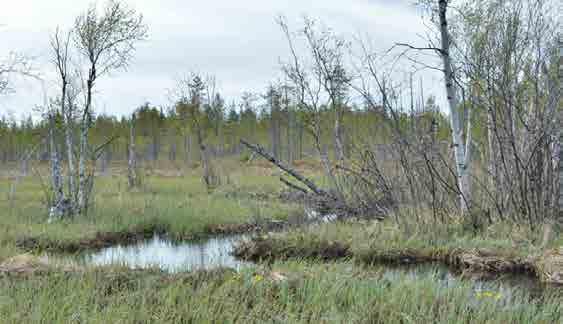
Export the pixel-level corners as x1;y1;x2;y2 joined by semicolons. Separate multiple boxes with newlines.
0;93;448;169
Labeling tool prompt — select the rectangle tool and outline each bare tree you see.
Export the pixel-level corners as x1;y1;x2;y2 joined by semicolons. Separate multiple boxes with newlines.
277;16;346;201
300;17;350;162
47;105;66;221
0;52;34;96
50;27;77;214
73;0;147;213
456;0;559;228
127;111;138;188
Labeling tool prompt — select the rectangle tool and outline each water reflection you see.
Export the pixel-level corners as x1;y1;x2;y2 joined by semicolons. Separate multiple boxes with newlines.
83;235;248;273
378;264;559;304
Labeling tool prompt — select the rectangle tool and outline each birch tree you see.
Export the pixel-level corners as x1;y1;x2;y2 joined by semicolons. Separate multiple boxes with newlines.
127;111;138;189
0;52;34;96
557;9;562;232
73;0;147;213
436;0;473;213
47;106;66;221
454;0;559;226
397;0;474;214
50;27;77;214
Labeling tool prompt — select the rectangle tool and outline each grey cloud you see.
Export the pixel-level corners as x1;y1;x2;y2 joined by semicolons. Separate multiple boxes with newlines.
0;0;445;119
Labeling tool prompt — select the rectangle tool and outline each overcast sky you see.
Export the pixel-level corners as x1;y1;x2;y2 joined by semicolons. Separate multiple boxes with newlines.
0;0;445;120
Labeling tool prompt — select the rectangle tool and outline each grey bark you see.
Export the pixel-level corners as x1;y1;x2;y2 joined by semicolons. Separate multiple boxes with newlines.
438;0;472;213
241;139;327;196
128;113;138;188
51;27;76;213
558;26;562;230
48;111;66;221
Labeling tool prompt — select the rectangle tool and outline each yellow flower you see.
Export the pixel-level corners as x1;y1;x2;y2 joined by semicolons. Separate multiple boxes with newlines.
253;274;264;283
475;291;502;300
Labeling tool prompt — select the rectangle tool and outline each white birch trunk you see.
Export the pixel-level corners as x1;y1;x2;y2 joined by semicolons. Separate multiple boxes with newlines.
438;0;472;213
128;114;138;188
557;23;562;230
48;112;66;221
77;76;93;213
77;116;88;212
334;107;345;161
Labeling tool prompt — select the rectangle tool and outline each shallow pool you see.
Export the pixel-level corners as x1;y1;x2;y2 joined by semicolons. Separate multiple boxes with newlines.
78;234;249;273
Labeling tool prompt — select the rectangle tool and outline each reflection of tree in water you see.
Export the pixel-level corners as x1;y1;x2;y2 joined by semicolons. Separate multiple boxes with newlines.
84;235;248;272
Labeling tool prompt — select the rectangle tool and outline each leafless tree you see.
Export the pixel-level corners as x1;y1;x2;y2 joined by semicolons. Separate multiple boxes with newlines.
127;111;139;188
277;16;347;201
73;0;147;213
49;27;77;217
0;52;35;96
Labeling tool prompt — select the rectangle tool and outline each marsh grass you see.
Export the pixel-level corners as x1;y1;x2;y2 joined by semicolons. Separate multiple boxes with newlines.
235;220;557;261
0;161;560;323
0;261;559;323
0;163;299;255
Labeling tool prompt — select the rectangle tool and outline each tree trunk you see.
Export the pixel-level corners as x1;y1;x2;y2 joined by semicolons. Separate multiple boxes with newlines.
240;139;327;196
197;128;214;191
558;31;562;231
63;105;75;210
78;73;94;214
48;112;66;221
438;0;472;213
128;114;138;188
334;106;345;161
287;108;294;164
184;135;191;165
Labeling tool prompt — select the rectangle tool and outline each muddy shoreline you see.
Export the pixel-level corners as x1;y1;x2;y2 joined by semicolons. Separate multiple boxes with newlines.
233;235;562;285
14;220;288;254
11;219;562;286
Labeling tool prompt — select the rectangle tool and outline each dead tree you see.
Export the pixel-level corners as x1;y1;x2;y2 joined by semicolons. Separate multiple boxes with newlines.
128;112;138;188
173;73;220;191
241;139;327;196
47;107;67;221
277;16;346;201
300;17;350;162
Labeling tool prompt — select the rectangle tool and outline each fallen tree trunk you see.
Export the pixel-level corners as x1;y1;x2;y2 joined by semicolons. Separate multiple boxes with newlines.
240;139;328;196
241;139;391;220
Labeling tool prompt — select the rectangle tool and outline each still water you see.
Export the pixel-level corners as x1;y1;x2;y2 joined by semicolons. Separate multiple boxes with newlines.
53;234;558;304
80;234;248;273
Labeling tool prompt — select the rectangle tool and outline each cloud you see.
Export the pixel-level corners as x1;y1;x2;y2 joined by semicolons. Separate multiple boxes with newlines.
0;0;445;119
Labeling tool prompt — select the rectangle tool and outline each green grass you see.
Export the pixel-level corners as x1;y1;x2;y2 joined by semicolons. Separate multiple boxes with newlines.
0;261;559;323
236;219;558;262
0;162;299;255
0;161;560;323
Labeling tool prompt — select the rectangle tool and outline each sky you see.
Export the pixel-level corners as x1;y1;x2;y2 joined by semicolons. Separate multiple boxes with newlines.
0;0;445;121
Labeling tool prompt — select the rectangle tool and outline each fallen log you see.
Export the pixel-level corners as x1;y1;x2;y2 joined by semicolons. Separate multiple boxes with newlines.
240;139;328;197
280;177;309;194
